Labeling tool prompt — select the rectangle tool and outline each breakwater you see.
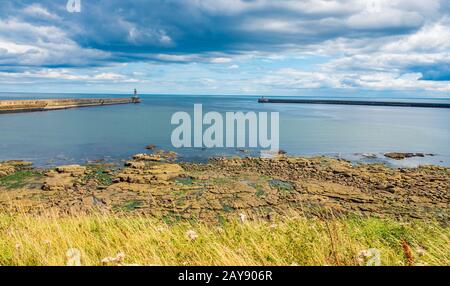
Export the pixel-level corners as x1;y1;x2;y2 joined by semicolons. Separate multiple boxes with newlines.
258;98;450;109
0;97;140;114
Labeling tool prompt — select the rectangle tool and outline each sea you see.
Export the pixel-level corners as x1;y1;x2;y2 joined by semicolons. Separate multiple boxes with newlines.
1;93;450;168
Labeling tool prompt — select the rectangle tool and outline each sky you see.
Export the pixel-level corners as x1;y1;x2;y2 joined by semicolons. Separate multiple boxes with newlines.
0;0;450;96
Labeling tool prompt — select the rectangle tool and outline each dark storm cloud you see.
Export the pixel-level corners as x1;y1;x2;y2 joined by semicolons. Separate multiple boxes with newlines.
0;0;440;63
0;0;449;89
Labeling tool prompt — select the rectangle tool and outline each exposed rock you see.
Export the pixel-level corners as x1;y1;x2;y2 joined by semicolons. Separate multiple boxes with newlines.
56;165;87;176
115;163;183;184
106;182;152;193
0;160;33;177
0;164;15;177
385;153;425;160
1;153;449;223
154;150;178;160
133;151;178;162
133;154;163;162
42;174;75;192
124;161;146;169
42;165;87;191
2;160;33;168
145;144;157;150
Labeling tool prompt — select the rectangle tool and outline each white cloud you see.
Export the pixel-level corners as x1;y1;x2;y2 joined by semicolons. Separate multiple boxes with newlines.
155;54;199;62
242;19;300;33
210;57;232;63
382;20;450;53
23;4;60;20
346;9;424;30
0;18;108;67
0;0;449;93
255;68;450;92
0;69;141;84
119;18;174;47
195;0;359;16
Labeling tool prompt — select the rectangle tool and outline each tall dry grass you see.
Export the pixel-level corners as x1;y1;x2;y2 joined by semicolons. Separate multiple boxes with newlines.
0;213;448;266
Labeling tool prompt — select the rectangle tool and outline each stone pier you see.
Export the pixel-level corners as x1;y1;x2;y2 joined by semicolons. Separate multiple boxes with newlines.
0;97;140;114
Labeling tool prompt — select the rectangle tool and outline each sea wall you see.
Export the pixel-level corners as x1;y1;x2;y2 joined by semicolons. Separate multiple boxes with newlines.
258;98;450;109
0;97;139;114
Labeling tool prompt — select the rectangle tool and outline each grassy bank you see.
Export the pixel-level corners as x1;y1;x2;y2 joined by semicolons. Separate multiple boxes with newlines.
0;214;448;266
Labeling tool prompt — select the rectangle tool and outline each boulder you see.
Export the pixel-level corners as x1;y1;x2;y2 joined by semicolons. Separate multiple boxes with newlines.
0;164;16;178
42;175;74;192
55;165;87;176
124;161;146;169
145;144;157;150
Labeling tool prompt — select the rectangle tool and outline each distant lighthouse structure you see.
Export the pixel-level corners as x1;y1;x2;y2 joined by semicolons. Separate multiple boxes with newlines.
132;89;141;103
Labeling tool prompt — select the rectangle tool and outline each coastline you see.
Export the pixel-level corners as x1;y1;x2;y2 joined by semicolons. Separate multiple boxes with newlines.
1;151;448;223
1;151;449;266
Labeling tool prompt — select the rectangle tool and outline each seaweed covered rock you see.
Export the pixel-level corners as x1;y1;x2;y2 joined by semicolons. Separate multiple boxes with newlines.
0;160;33;177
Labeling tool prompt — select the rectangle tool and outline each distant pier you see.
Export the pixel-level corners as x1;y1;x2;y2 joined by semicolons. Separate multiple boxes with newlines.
0;97;140;114
258;98;450;109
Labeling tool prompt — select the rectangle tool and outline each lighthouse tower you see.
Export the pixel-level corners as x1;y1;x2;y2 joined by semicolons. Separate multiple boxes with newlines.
132;89;141;103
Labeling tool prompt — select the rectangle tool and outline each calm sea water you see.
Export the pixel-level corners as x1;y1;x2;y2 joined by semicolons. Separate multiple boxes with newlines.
1;93;450;167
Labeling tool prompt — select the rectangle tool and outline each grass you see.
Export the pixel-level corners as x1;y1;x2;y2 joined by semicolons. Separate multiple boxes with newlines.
0;171;43;190
0;214;448;266
269;179;294;194
113;201;143;212
212;177;234;186
171;176;195;186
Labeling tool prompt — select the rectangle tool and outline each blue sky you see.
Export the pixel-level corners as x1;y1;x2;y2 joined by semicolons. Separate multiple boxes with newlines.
0;0;450;96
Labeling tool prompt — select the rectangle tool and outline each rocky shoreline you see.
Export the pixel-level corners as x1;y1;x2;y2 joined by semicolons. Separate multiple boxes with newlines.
0;151;449;223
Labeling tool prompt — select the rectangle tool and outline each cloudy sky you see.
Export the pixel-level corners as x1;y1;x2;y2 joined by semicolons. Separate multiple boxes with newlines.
0;0;450;96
